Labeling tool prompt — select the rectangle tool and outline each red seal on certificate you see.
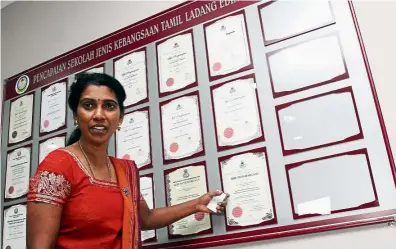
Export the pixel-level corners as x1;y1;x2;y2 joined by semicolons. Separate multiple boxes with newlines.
232;206;243;218
166;78;175;87
43;120;49;128
194;212;205;221
8;186;14;194
6;245;11;249
212;62;222;72
223;127;234;138
122;154;130;160
169;142;179;153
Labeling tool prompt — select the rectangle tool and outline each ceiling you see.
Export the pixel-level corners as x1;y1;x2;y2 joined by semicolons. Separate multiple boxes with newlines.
1;1;15;9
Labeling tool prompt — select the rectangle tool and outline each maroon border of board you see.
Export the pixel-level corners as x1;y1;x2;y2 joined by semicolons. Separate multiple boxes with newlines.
163;161;213;239
39;79;68;137
258;0;336;46
275;86;363;156
140;173;158;244
210;73;265;152
3;144;33;203
38;132;67;165
143;208;396;249
114;106;153;171
218;147;277;231
4;1;259;101
7;93;35;147
266;32;349;98
348;2;396;188
113;47;149;108
159;91;205;164
285;148;379;220
1;203;27;249
156;29;198;98
203;9;254;82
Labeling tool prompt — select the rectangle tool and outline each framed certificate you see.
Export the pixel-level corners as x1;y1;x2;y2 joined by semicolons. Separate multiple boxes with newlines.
267;34;348;98
39;133;66;164
140;173;157;243
84;64;105;74
286;149;378;219
210;74;264;151
258;0;335;45
160;91;205;164
156;29;198;97
276;87;363;155
114;48;149;107
4;145;32;201
219;147;277;231
115;107;152;170
8;93;35;146
204;10;253;81
39;80;67;136
2;204;27;249
164;162;212;238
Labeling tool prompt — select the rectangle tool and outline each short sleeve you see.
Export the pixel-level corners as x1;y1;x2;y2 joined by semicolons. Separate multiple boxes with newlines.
27;150;73;207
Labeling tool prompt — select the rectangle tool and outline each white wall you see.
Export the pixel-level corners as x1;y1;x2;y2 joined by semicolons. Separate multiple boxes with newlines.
2;1;396;248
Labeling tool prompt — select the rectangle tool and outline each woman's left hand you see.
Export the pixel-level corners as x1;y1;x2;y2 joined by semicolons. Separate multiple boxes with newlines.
195;191;229;214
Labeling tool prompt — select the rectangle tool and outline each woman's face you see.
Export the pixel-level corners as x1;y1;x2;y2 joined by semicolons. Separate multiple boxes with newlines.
75;84;123;146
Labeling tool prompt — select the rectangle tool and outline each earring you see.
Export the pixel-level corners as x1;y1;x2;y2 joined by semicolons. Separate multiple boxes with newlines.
74;120;78;127
117;125;121;131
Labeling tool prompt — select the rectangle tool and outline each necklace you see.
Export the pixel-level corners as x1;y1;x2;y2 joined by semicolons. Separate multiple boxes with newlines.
78;140;112;182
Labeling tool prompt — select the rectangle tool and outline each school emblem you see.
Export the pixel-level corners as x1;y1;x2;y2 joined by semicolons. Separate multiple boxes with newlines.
15;75;29;94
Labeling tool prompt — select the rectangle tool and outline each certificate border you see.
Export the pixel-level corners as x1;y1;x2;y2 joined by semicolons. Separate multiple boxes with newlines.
217;147;277;231
113;47;149;108
258;0;336;46
275;86;364;156
210;73;265;152
1;203;27;249
75;63;106;79
7;93;35;147
3;144;33;202
83;63;106;74
114;106;153;171
39;79;68;137
285;148;379;220
159;91;206;164
163;161;213;239
155;29;198;98
203;9;254;82
38;132;67;165
266;32;349;98
140;173;158;244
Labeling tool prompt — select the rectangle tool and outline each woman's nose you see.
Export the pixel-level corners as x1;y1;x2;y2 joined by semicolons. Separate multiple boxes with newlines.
93;107;105;120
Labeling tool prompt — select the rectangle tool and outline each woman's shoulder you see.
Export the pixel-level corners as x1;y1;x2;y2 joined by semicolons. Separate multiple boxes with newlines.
36;148;76;174
43;148;74;163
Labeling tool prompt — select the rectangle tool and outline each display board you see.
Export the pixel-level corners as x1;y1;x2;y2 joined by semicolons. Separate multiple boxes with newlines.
2;1;396;249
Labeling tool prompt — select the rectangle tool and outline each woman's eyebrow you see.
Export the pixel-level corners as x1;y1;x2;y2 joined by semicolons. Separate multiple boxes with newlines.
79;98;118;103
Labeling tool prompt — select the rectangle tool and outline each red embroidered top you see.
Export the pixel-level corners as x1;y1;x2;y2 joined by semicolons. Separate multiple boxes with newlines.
28;149;139;249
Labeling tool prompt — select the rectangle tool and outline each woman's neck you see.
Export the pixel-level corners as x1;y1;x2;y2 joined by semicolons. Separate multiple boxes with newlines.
78;137;108;168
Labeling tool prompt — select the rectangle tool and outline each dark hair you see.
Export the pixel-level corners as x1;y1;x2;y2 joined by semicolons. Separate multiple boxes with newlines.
66;72;126;146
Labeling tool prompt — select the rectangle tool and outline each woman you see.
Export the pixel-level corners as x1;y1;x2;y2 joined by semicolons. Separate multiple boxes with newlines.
27;73;228;249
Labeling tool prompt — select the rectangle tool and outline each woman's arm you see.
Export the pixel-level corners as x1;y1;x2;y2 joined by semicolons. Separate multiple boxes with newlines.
27;202;63;249
139;191;227;230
